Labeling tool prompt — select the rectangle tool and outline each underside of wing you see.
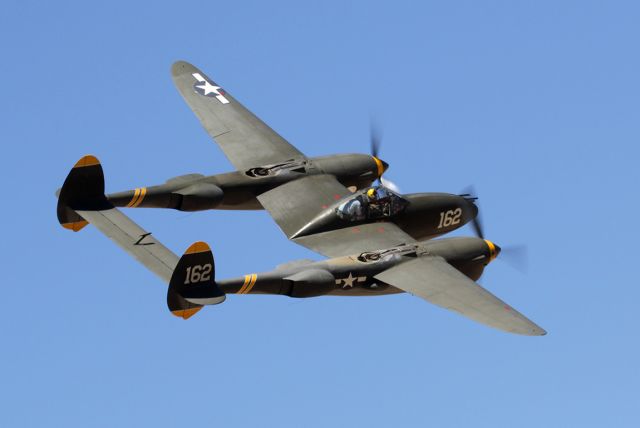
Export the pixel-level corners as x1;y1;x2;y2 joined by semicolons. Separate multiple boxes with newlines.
374;256;546;336
171;61;305;170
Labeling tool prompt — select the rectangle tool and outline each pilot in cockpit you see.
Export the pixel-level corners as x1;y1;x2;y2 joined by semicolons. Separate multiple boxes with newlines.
367;187;391;217
337;186;406;222
366;188;381;217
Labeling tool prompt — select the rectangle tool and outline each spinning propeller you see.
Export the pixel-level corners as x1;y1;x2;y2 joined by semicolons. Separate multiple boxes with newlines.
461;185;528;273
369;119;401;193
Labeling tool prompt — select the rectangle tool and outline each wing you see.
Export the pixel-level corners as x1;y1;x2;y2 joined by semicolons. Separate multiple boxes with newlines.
374;256;546;335
75;208;178;283
257;174;416;257
292;223;416;258
171;61;305;170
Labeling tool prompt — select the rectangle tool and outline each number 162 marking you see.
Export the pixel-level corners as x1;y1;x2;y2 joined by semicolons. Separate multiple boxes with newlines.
184;264;213;284
437;208;462;229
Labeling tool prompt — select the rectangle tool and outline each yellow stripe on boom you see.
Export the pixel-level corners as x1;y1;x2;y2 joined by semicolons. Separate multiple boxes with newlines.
243;274;258;294
126;188;141;207
237;275;251;294
238;274;257;294
131;187;147;208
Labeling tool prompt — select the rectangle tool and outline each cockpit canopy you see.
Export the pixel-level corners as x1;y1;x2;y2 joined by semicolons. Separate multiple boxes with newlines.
336;186;408;222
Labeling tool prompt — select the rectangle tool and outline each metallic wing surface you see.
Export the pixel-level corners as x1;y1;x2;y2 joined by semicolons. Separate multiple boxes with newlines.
374;256;546;336
257;174;416;257
171;61;305;170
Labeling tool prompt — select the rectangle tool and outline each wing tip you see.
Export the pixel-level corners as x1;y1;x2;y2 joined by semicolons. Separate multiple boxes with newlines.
533;326;547;336
171;60;197;76
512;323;547;336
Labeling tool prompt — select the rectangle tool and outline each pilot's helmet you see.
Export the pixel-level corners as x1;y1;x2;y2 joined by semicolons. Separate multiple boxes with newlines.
366;188;376;199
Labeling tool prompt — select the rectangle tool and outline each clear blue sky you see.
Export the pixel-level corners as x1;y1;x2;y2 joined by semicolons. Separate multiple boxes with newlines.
2;1;639;426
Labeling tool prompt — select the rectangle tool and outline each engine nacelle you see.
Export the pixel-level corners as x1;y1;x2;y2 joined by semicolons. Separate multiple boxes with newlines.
311;154;387;190
173;182;224;211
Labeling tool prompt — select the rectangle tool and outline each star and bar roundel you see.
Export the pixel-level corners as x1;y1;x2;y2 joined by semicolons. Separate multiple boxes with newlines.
192;72;230;104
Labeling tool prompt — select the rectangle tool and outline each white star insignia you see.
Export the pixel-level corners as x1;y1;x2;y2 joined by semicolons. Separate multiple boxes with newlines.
196;80;222;96
341;272;357;288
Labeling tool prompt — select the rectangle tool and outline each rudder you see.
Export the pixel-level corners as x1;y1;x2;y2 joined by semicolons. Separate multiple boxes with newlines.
168;241;225;319
57;155;111;231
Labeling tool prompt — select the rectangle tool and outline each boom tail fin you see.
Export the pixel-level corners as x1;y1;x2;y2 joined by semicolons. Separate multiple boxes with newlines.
57;155;112;231
168;241;226;319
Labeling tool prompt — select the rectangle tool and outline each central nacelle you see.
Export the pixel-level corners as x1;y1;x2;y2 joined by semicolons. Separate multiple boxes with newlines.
292;186;478;240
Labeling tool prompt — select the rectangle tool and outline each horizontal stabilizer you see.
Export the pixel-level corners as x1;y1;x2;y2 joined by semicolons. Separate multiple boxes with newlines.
74;207;179;283
57;183;225;319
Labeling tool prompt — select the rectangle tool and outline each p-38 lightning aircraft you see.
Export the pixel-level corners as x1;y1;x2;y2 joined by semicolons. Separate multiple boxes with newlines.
56;61;545;336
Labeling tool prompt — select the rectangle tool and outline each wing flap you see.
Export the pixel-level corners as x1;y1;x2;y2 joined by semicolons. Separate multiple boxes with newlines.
374;256;545;336
171;61;305;170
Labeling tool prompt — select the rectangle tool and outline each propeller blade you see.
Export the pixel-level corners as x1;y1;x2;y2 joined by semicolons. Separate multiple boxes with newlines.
460;185;527;273
499;244;529;273
471;215;484;240
460;185;478;200
461;185;484;239
370;118;383;159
